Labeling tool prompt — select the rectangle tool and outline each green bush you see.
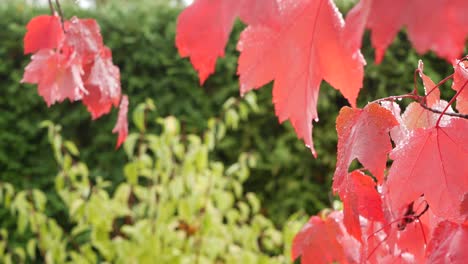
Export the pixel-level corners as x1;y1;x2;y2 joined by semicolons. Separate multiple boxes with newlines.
0;100;306;263
0;1;456;225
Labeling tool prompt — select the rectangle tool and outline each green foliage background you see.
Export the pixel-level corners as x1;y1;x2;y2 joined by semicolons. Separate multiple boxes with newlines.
0;100;305;263
0;0;457;246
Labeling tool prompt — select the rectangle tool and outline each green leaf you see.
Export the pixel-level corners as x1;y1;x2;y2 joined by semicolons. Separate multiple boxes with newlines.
246;193;260;214
222;97;237;110
133;104;147;132
217;191;234;213
244;93;259;112
27;239;36;259
32;190;46;212
64;140;80;156
124;162;139;185
70;199;85;217
161;116;180;135
225;109;239;130
238;103;249;120
238;202;250;222
145;98;156;111
124;133;140;159
17;213;27;234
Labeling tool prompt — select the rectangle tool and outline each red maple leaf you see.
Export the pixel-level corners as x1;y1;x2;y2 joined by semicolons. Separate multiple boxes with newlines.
292;211;359;264
426;221;468;264
362;196;432;263
334;103;398;189
23;14;127;147
461;194;468;221
341;170;384;241
385;118;468;220
388;61;445;138
83;47;121;119
23;14;64;54
64;17;104;60
21;49;86;106
402;103;439;132
452;60;468;114
345;0;468;63
364;220;429;263
418;60;440;107
175;0;279;84
399;101;455;137
112;95;129;149
237;0;365;156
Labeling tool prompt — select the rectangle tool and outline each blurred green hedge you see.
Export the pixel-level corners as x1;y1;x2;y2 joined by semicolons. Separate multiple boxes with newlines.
0;102;306;263
0;1;455;224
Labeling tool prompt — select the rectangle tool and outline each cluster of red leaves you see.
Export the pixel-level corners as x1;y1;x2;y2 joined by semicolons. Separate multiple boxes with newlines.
176;0;468;157
177;0;364;157
292;60;468;263
345;0;468;63
22;14;128;148
176;1;468;261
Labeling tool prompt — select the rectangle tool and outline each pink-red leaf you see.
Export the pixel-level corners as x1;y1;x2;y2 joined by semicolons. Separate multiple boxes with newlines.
83;47;121;119
341;170;384;241
21;49;85;106
23;15;125;149
452;60;468;114
418;60;440;107
401;101;454;133
461;194;468;221
334;103;398;189
368;224;428;264
345;0;468;63
176;0;279;84
362;197;431;263
426;221;468;264
342;0;371;52
387;100;454;147
292;212;359;264
24;14;64;54
112;95;129;149
385;118;468;220
64;17;104;60
238;0;365;156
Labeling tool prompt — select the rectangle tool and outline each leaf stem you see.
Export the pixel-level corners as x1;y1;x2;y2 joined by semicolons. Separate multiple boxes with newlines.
435;78;468;127
371;94;421;105
55;0;65;31
55;0;64;19
413;69;420;96
48;0;55;15
424;73;454;99
419;102;468;119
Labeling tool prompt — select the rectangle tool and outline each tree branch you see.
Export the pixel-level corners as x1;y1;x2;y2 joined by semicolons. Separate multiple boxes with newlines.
419;102;468;119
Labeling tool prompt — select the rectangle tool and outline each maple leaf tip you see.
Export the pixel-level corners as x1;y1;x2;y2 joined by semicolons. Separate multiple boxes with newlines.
198;71;210;85
239;89;247;98
375;50;384;65
305;144;318;158
198;78;206;86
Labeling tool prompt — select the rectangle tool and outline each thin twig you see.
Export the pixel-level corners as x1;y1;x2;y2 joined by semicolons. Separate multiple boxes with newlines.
425;73;454;99
436;78;468;126
48;0;55;15
371;94;421;105
419;102;468;119
413;69;421;96
55;0;65;28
